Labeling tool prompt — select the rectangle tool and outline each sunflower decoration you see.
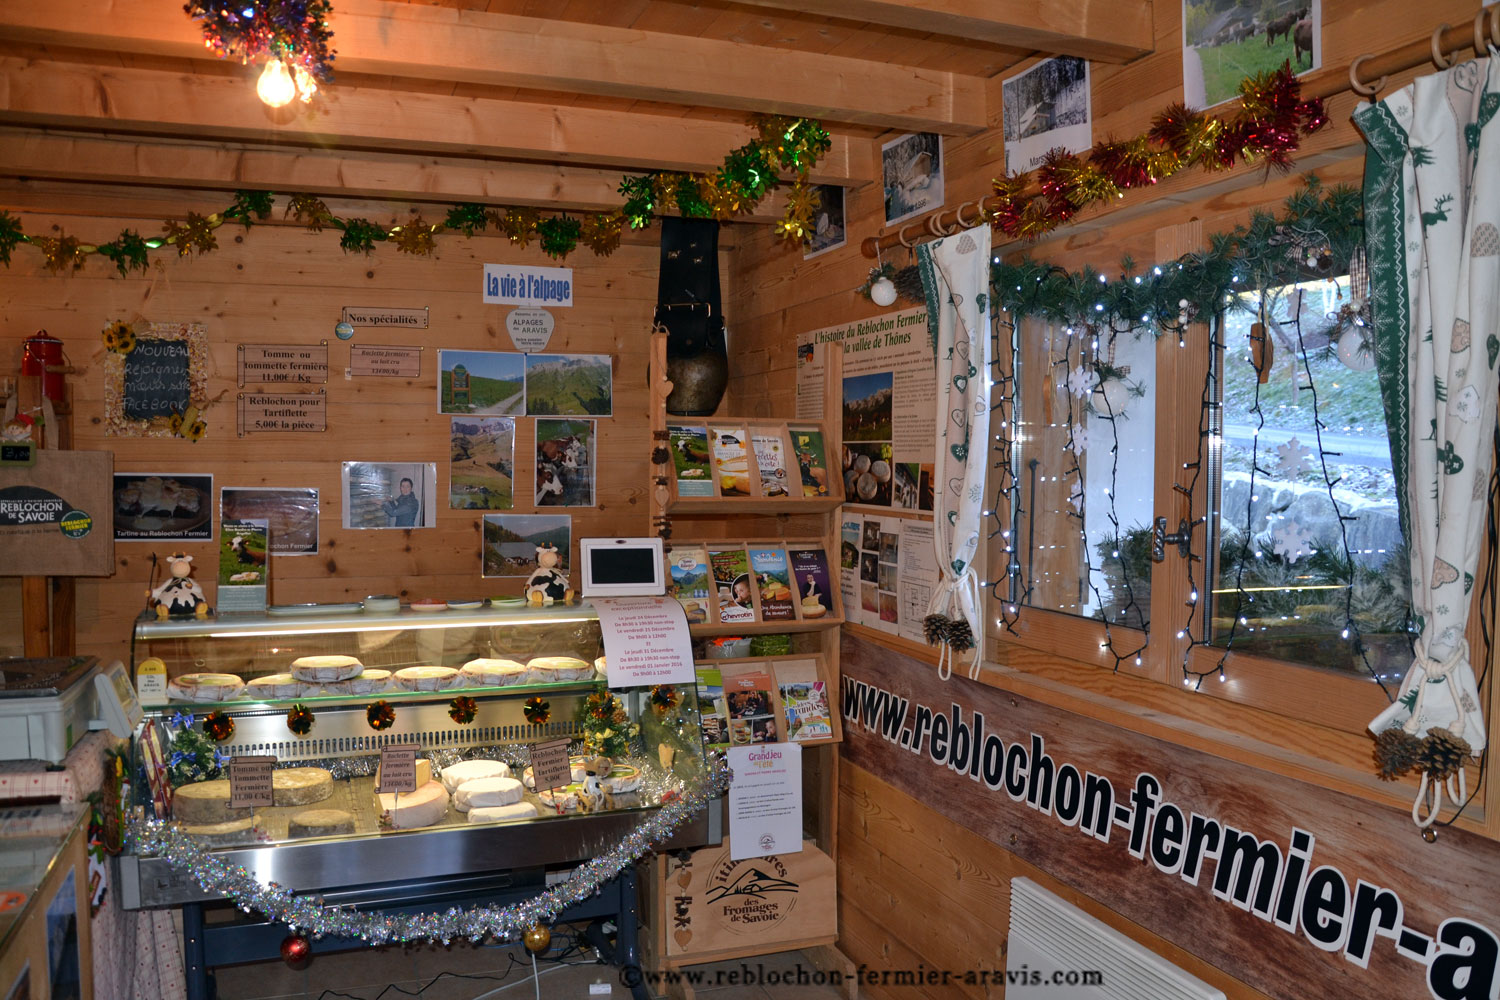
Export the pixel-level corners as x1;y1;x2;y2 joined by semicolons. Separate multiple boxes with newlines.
650;685;681;717
202;710;235;742
366;700;396;732
286;703;315;737
522;696;551;726
102;320;137;355
448;695;478;726
185;419;207;442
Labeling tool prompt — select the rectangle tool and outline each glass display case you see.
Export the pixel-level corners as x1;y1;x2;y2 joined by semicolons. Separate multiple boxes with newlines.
118;601;715;908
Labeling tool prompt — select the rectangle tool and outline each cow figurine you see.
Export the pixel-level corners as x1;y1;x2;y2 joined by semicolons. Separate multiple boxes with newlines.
149;552;210;619
524;542;573;605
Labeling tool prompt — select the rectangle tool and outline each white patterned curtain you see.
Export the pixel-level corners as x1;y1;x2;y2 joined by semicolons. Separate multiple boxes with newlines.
1357;54;1500;827
916;225;992;680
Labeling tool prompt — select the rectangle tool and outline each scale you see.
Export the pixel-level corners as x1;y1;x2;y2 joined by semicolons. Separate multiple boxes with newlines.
0;657;142;763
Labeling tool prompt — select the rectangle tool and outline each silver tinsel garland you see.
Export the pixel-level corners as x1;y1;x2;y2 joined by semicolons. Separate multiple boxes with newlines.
128;758;730;945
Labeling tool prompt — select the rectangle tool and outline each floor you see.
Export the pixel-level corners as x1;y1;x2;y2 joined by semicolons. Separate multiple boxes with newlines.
209;935;847;1000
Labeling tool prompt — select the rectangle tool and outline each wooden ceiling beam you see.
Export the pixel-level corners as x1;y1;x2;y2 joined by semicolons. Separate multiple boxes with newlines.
0;57;874;185
729;0;1153;63
0;129;790;222
0;0;988;134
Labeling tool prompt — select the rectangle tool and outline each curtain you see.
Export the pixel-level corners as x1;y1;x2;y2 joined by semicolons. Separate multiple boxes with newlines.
916;225;992;680
1357;54;1500;827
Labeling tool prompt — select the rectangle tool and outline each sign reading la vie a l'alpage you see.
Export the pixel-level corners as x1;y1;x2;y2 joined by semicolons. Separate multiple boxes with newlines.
482;264;573;308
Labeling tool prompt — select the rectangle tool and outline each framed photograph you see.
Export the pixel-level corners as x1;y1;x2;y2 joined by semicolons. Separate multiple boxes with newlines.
803;184;847;259
221;487;318;555
482;513;571;578
1002;56;1093;175
881;132;944;226
113;473;213;541
1183;0;1321;110
341;462;437;529
535;418;595;507
449;417;514;510
523;353;612;416
437;349;525;416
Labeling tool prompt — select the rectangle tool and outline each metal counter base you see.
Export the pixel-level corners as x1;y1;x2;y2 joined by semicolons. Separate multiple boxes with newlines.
183;865;649;1000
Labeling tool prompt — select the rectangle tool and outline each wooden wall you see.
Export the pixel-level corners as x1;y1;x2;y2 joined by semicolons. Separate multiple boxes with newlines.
0;197;673;664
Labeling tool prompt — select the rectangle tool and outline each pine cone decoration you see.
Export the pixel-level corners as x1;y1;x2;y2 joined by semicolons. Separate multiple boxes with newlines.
1418;727;1472;781
1373;727;1423;780
922;614;947;645
943;618;975;652
892;264;925;305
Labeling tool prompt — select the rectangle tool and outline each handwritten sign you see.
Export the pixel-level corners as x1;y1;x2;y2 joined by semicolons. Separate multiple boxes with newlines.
228;755;275;808
237;392;328;436
238;343;329;386
342;306;429;329
592;596;696;687
527;738;574;792
349;345;422;378
376;743;420;794
505;308;555;352
482;263;573;307
123;338;190;419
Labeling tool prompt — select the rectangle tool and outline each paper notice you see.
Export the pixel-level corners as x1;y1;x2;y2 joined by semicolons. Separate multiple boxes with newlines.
728;743;803;860
376;744;420;794
592;595;696;687
228;755;275;808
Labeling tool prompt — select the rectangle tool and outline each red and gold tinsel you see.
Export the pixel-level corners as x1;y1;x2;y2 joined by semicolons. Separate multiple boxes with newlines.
366;700;396;731
448;695;478;725
286;703;315;737
202;710;235;742
990;63;1324;242
523;696;551;725
649;684;681;716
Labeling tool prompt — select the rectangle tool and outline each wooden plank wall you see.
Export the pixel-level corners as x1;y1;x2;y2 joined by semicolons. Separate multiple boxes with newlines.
722;1;1497;996
0;201;675;664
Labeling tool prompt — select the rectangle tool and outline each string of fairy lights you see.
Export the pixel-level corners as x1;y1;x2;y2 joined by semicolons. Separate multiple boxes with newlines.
985;307;1027;635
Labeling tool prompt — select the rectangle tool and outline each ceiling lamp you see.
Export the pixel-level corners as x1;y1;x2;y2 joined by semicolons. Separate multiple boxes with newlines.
184;2;336;107
256;59;297;108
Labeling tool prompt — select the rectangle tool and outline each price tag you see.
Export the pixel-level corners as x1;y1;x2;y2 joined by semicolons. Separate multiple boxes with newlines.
376;744;421;794
228;755;276;808
135;657;168;707
527;738;574;792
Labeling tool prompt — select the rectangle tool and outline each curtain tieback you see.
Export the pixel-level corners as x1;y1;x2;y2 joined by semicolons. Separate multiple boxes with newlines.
926;568;984;682
1401;636;1470;739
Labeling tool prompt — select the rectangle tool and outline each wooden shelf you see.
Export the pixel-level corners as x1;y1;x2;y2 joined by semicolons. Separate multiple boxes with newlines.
690;617;841;637
666;493;844;516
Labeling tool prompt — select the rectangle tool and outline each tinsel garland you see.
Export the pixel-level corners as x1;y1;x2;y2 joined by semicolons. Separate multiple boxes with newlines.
0;115;831;273
128;757;730;945
987;64;1326;243
184;1;336;83
448;696;479;725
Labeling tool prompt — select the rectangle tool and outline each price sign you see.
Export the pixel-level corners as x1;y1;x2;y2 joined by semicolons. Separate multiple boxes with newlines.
228;755;276;808
376;743;421;794
527;738;574;792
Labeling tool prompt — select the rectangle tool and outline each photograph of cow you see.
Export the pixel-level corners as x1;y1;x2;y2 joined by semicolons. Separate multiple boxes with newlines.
534;418;595;506
1182;0;1320;109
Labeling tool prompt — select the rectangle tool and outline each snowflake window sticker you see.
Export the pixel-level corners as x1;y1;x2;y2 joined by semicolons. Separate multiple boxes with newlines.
1268;516;1316;563
1065;364;1094;399
1273;435;1314;477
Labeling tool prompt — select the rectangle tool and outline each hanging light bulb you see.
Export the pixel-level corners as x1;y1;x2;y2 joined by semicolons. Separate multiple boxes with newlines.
257;59;296;108
292;64;318;103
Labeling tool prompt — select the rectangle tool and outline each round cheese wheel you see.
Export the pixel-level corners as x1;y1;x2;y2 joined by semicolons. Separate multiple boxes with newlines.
459;658;528;687
522;757;586;790
377;780;450;829
290;655;364;683
173;780;246;825
440;759;512;794
467;802;538;825
535;783;585;813
453;776;524;812
247;674;302;699
289;808;355;838
182;817;256;846
593;657;607;678
346;669;392;695
167;673;245;703
601;763;643;794
393;666;461;691
273;768;334;807
800;598;827;619
526;656;593;682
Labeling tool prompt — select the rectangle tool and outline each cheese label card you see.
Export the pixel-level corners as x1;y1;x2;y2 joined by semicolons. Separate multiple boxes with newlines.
528;737;574;792
376;744;421;794
228;755;276;808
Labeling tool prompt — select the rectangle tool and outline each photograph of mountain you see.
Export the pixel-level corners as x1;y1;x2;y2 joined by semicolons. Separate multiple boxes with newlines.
438;350;525;415
524;353;612;416
450;417;514;510
482;513;571;577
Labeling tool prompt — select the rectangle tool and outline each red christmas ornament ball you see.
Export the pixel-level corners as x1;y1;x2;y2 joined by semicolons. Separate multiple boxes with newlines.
280;933;311;967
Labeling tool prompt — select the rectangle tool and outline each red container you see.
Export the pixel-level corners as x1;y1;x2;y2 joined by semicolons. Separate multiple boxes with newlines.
19;331;66;401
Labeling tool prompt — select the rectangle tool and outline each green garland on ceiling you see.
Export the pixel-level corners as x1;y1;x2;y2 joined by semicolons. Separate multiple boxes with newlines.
990;176;1364;331
0;115;832;275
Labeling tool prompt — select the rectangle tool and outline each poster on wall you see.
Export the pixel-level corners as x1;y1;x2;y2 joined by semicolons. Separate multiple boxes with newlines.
535;419;595;507
113;473;212;541
523;354;612;416
1001;56;1093;174
803;184;847;259
217;518;268;612
341;462;436;529
795;307;936;511
839;513;938;643
449;417;514;510
482;513;570;578
1183;0;1321;109
437;350;525;416
881;133;944;226
221;487;318;556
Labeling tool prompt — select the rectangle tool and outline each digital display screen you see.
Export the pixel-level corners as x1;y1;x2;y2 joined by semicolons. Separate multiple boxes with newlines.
590;546;657;585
